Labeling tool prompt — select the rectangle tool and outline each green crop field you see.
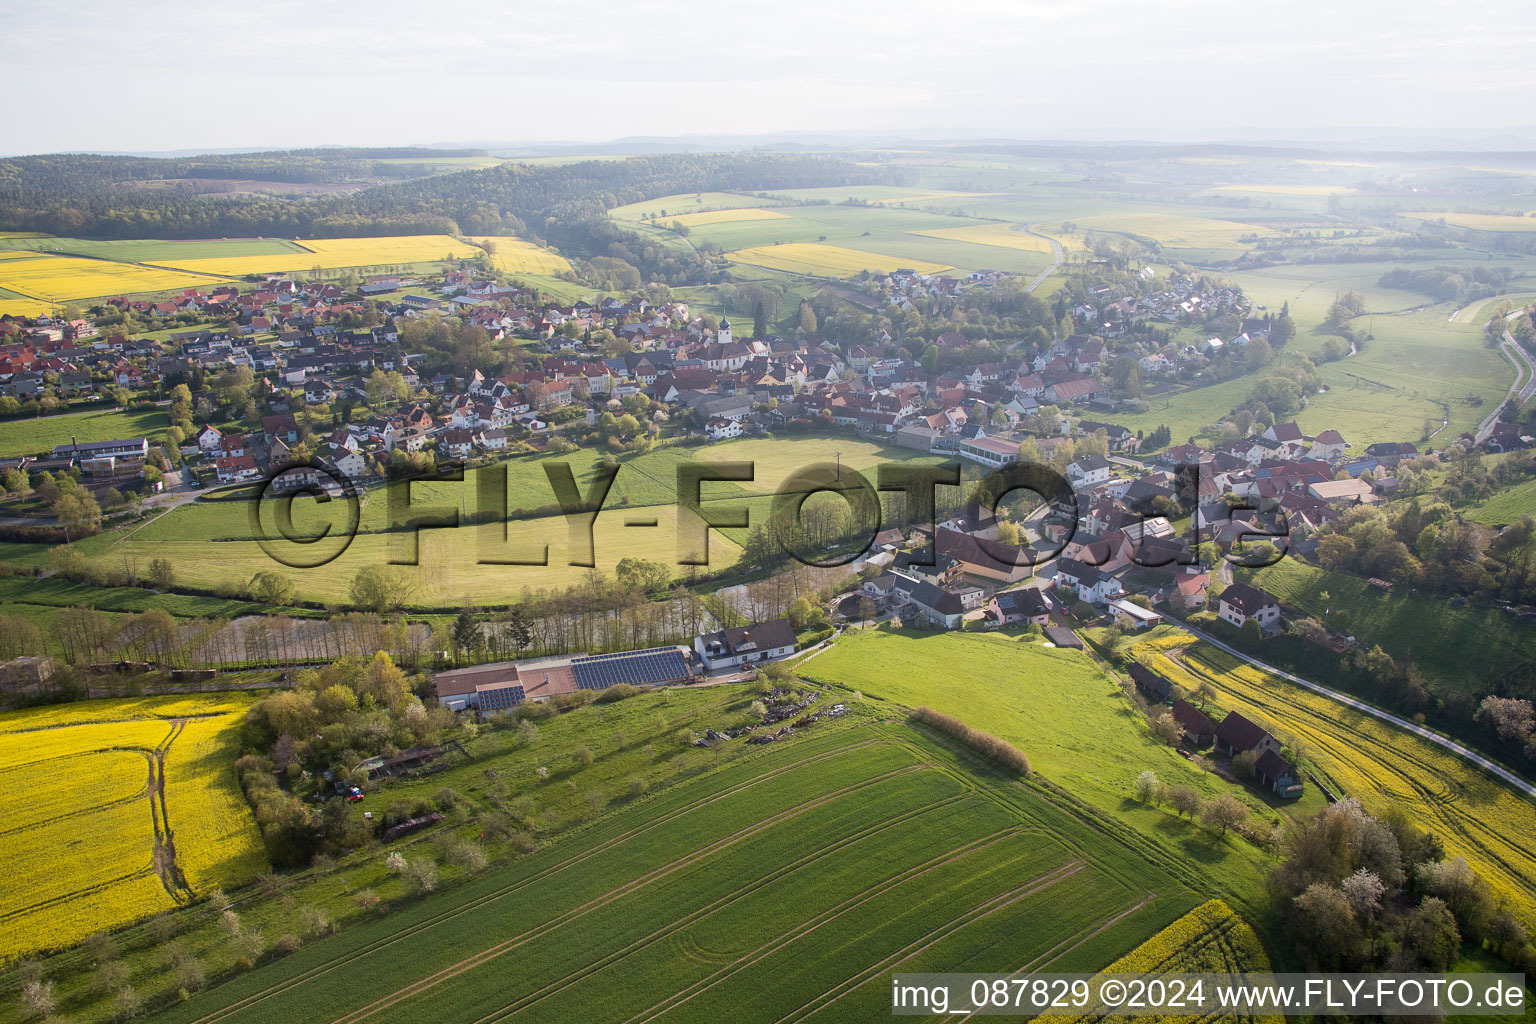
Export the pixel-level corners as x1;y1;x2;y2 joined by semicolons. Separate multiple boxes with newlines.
798;629;1280;909
147;715;1205;1024
0;236;311;261
0;407;170;459
1249;559;1536;695
607;192;777;221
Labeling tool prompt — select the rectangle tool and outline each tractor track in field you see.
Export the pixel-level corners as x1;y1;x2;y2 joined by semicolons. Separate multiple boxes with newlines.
149;720;193;903
0;868;162;922
0;748;156;839
183;739;888;1024
615;827;1041;1024
947;893;1160;1024
475;794;993;1024
1162;644;1536;912
1173;622;1536;801
771;860;1088;1024
326;763;932;1024
0;710;232;735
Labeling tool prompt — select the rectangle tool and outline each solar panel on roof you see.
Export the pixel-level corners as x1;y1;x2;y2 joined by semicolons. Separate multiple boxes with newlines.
477;685;525;711
570;647;690;689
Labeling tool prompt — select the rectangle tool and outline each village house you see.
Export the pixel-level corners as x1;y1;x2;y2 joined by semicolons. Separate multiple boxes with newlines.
694;619;798;671
214;454;260;483
987;588;1052;627
889;573;966;630
1216;581;1281;633
1067;454;1112;486
1051;557;1125;604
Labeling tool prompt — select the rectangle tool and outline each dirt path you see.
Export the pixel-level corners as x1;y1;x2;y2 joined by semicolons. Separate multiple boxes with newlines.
149;719;193;902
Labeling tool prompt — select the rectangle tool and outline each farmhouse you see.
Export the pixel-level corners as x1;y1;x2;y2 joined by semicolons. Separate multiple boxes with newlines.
1129;662;1173;702
1216;581;1281;633
432;662;521;713
1254;749;1304;798
1171;699;1214;745
1308;478;1379;506
694;619;798;671
569;646;695;688
1213;710;1281;759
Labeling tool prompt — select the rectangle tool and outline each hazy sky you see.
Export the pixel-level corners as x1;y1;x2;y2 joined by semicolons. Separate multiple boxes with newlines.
4;0;1534;154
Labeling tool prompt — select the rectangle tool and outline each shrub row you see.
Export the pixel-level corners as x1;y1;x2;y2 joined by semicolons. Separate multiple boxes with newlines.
909;705;1031;777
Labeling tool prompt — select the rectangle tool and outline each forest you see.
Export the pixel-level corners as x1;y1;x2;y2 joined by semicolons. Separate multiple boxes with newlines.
0;151;905;284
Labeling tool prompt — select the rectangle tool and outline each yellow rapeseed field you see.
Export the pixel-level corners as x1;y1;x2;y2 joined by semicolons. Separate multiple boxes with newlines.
909;223;1053;252
0;297;53;317
1400;211;1536;232
0;695;266;960
1137;637;1536;924
664;208;789;228
467;235;573;275
0;254;226;301
149;233;481;277
725;242;951;277
165;715;271;893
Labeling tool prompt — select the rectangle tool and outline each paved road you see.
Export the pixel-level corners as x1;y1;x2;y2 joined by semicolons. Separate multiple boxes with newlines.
1477;330;1535;442
1024;226;1064;294
1505;330;1536;407
1175;620;1536;802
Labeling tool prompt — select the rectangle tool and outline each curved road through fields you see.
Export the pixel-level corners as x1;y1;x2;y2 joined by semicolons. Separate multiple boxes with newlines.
1174;620;1536;803
1023;226;1064;294
1475;311;1536;443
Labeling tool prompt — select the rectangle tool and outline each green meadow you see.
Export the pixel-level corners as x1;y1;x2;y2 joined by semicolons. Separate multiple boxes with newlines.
0;406;171;459
1251;558;1536;695
799;628;1283;916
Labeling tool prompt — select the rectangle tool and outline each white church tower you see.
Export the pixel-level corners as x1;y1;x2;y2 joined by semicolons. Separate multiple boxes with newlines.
717;317;731;345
